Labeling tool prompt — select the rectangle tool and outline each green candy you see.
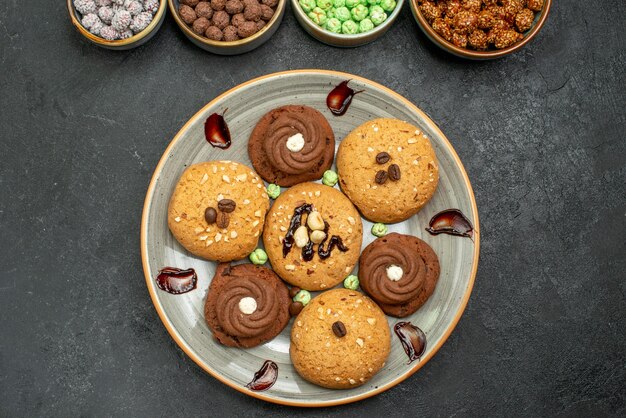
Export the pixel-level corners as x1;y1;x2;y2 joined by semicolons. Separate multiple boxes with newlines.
342;19;359;34
308;7;328;25
380;0;395;12
299;0;317;13
322;170;339;186
327;7;337;19
371;222;388;237
249;248;268;265
293;289;311;306
316;0;333;11
333;0;345;7
345;0;359;8
343;275;360;290
334;6;351;22
359;18;374;32
369;5;387;25
351;4;368;21
325;17;342;33
266;183;280;199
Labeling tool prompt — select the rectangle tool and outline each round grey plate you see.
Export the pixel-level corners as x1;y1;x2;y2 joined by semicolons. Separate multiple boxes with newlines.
141;70;480;407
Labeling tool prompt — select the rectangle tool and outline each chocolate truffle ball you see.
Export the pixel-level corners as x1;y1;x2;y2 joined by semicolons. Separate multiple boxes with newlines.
261;0;277;7
231;13;245;27
237;20;258;37
205;25;223;40
225;0;244;14
259;4;273;21
243;2;261;21
211;0;226;10
179;4;197;24
256;19;266;30
223;25;239;41
192;16;211;34
181;0;200;6
196;2;214;18
212;10;230;29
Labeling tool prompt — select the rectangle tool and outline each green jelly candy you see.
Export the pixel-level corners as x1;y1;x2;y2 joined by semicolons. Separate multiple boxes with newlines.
326;17;342;33
380;0;395;12
266;183;280;199
359;18;374;32
345;0;359;8
322;170;339;186
335;6;351;21
316;0;333;11
299;0;317;13
371;222;388;237
333;0;345;7
327;7;337;19
249;248;268;265
308;7;328;26
369;5;387;25
342;19;359;34
343;275;360;290
351;4;369;21
293;290;311;306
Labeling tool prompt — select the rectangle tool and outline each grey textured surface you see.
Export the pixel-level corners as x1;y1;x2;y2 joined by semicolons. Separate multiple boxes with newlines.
0;0;624;416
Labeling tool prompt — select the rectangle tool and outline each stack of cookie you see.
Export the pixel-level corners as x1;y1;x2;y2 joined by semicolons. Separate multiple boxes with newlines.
167;105;441;389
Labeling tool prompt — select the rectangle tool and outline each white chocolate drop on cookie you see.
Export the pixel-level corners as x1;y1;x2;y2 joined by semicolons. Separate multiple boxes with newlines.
386;265;404;281
238;297;257;315
286;133;305;152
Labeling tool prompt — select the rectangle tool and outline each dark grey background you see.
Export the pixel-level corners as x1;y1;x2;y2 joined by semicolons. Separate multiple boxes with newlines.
1;0;624;416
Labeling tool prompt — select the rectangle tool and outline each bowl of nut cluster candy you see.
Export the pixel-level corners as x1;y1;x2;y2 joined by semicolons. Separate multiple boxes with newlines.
170;0;286;55
292;0;404;47
68;0;167;49
411;0;551;59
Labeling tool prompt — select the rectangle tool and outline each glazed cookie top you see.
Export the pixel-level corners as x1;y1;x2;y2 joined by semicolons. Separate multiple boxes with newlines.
263;182;363;291
336;118;439;224
168;161;269;262
290;288;390;389
248;105;336;187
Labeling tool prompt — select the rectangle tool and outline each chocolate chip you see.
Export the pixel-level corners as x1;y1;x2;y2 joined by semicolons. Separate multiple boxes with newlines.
289;302;304;317
216;211;230;228
388;164;401;181
204;207;217;224
332;321;347;338
289;286;301;299
375;170;388;184
376;152;390;164
218;199;236;213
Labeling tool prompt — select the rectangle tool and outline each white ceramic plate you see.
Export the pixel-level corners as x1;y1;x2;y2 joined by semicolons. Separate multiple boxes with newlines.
141;70;480;407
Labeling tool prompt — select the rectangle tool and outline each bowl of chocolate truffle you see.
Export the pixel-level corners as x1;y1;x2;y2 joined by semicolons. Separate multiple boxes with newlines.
411;0;551;59
170;0;286;55
68;0;167;49
292;0;404;47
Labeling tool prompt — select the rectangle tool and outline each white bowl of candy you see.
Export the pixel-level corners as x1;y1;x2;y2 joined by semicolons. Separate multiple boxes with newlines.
68;0;167;50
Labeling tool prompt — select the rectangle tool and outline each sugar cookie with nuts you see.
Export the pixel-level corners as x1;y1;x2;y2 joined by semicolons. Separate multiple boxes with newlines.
168;161;269;262
336;118;439;223
290;288;390;389
263;182;363;291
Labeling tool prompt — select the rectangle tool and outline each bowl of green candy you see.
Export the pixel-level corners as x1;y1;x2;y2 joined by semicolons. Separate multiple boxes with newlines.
292;0;403;47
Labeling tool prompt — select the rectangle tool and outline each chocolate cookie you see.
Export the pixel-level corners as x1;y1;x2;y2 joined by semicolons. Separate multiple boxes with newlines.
263;182;363;291
248;105;335;187
168;161;269;262
359;233;440;318
336;118;439;223
204;263;290;348
290;289;390;389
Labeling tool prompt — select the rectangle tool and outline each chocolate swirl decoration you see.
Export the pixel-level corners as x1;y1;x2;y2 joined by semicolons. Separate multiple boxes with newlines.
359;233;439;307
262;111;328;175
215;275;281;339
